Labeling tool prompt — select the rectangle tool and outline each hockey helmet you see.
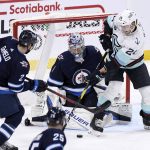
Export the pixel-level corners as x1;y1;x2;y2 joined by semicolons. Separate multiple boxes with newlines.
19;30;38;49
47;107;66;126
116;9;138;34
68;33;85;63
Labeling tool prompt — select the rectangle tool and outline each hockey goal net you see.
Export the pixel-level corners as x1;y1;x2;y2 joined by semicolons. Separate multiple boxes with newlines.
10;12;130;103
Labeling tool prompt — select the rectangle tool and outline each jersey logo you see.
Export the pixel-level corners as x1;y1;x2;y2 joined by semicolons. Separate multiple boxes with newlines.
20;61;28;67
112;34;121;57
72;69;90;85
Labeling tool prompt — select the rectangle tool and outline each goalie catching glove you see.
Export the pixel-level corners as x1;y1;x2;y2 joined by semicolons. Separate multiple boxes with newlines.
29;79;47;92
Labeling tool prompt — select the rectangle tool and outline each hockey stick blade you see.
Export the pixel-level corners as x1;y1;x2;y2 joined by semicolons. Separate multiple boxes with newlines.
25;77;111;114
94;85;107;90
92;100;111;114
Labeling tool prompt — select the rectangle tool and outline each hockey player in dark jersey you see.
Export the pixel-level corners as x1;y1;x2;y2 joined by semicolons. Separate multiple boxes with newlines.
0;30;47;149
47;33;106;107
29;107;66;150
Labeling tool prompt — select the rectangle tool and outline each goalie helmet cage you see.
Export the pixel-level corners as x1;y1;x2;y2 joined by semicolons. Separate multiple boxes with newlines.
11;12;130;103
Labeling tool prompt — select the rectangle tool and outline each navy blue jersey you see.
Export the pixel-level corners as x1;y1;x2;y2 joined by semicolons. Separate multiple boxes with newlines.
48;46;103;96
29;128;66;150
0;36;30;94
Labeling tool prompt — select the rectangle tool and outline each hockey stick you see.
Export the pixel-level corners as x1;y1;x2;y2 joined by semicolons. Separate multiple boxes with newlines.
46;86;111;114
25;77;110;114
94;85;107;90
80;49;109;99
62;49;110;130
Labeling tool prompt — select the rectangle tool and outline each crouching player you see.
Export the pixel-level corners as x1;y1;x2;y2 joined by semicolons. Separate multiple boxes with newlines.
29;107;66;150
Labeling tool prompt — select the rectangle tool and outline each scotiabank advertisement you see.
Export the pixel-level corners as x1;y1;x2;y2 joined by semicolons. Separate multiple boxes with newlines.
0;0;126;37
0;0;127;64
7;0;150;71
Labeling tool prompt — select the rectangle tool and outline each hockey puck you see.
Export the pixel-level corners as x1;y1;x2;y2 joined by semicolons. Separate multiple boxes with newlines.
77;134;83;138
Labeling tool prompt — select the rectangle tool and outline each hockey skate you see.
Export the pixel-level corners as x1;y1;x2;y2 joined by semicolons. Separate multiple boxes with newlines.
140;110;150;130
0;142;18;150
88;112;113;137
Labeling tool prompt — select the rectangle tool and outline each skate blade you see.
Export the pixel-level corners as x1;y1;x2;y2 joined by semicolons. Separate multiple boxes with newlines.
88;128;102;137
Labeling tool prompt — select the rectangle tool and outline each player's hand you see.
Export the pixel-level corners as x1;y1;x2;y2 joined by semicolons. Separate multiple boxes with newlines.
86;70;104;86
30;80;48;92
99;34;112;51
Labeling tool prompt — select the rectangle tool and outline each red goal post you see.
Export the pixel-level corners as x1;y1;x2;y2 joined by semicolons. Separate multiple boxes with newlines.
10;12;130;103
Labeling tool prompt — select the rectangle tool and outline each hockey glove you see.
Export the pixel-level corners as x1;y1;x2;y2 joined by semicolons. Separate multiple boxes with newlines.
99;34;112;51
30;80;48;92
86;70;104;86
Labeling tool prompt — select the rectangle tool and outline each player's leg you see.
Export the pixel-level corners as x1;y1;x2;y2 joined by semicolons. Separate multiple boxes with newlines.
0;94;24;149
89;64;125;135
127;63;150;129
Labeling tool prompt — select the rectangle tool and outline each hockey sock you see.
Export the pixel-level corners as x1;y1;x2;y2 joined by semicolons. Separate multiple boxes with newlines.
5;105;25;128
0;123;15;146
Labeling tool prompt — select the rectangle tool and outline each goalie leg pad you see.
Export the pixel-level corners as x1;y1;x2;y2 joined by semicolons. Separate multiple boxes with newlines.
105;103;132;126
31;93;52;126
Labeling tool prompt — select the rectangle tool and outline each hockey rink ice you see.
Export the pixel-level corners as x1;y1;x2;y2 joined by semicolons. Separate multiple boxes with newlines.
1;61;150;150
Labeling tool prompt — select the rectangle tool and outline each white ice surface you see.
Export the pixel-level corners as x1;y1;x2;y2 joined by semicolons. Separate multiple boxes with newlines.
1;61;150;150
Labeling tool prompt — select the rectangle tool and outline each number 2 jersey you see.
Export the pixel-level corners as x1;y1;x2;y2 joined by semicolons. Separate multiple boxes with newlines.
0;36;30;94
29;128;66;150
106;15;145;69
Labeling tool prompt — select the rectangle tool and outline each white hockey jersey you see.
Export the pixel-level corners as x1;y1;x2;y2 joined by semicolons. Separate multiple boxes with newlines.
107;15;145;69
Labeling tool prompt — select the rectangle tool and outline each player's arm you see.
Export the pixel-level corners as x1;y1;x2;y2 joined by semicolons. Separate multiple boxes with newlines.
98;15;116;51
47;55;65;88
86;47;107;86
8;61;47;93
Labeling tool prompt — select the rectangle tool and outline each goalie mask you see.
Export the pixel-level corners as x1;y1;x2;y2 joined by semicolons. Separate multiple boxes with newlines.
19;30;38;54
116;10;138;35
47;107;66;127
68;33;85;63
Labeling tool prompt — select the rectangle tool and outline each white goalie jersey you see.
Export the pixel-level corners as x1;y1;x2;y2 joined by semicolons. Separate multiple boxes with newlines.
107;15;145;68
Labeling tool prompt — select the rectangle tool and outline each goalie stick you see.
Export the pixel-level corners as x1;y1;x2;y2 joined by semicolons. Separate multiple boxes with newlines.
31;102;131;130
62;49;110;130
46;86;111;114
25;77;111;114
31;98;111;130
79;49;109;103
31;106;113;131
